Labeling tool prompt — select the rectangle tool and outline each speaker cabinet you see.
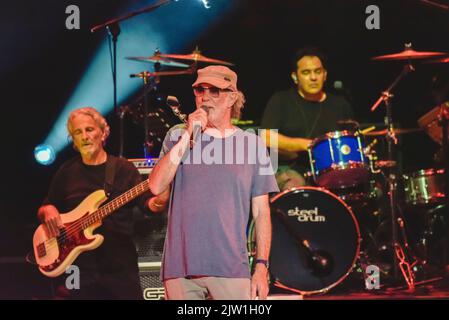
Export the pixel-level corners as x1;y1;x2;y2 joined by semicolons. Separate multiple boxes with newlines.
129;158;166;299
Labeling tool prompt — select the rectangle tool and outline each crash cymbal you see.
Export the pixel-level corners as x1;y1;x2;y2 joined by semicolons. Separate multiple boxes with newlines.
363;128;423;136
159;48;234;66
126;55;189;68
372;43;447;61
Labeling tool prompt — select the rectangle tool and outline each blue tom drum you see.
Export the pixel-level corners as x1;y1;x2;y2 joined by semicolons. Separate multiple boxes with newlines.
308;131;370;189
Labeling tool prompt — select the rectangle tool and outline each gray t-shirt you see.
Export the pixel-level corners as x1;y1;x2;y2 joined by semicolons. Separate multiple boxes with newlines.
159;125;279;280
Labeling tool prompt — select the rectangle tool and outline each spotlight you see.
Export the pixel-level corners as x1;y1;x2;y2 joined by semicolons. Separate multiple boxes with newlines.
200;0;211;9
34;144;56;166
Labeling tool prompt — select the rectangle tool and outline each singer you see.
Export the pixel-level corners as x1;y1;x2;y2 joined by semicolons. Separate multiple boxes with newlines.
148;66;279;300
260;46;354;191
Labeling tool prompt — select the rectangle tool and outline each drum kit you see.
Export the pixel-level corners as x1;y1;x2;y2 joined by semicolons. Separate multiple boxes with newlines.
89;2;448;296
123;41;449;295
248;44;449;295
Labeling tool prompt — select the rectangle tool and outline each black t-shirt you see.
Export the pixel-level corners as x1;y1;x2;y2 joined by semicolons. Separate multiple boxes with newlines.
261;87;353;138
261;88;354;169
44;154;150;273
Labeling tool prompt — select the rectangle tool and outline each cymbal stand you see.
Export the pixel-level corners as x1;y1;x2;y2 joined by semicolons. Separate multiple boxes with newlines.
129;61;196;157
439;103;449;204
129;70;160;158
370;62;417;289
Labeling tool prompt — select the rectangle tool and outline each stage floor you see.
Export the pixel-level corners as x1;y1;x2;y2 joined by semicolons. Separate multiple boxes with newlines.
269;274;449;300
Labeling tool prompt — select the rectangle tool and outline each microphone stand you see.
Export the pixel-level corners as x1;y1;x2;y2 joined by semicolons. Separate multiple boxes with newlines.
90;0;175;157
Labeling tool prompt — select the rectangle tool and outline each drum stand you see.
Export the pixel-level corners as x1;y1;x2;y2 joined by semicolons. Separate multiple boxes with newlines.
371;62;418;290
438;103;449;266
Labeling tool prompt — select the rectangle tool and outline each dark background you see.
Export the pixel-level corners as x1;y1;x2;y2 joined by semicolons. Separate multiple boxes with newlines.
0;0;448;298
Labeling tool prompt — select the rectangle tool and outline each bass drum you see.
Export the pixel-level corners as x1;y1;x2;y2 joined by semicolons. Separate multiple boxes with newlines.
249;187;361;295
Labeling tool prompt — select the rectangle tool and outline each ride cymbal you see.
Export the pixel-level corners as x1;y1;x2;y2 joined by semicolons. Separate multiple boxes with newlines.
372;43;447;61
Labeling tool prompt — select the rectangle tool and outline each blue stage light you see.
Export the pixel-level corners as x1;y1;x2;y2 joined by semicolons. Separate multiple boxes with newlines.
34;144;56;165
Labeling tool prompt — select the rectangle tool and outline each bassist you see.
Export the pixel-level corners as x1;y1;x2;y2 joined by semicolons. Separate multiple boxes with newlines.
36;107;160;299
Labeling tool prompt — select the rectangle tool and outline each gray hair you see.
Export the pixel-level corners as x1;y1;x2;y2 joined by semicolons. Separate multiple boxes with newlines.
231;91;245;120
67;107;110;143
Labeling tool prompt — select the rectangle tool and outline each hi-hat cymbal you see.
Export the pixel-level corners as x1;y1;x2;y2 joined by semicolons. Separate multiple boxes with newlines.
363;128;423;136
375;160;397;168
126;55;189;68
129;69;194;79
372;44;447;61
159;48;234;66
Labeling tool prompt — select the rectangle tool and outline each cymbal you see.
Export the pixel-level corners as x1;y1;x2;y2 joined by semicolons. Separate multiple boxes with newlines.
129;69;194;79
159;48;234;66
426;56;449;64
126;55;189;68
375;160;397;168
363;128;423;136
371;44;447;61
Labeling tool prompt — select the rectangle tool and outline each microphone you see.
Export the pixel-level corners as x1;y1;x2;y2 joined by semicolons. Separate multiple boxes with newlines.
333;80;343;91
191;105;210;147
301;239;333;277
167;96;187;123
167;95;180;108
333;80;354;105
308;249;334;277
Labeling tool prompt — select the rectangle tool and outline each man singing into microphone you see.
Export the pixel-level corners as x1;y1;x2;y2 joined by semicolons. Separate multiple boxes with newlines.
148;65;279;300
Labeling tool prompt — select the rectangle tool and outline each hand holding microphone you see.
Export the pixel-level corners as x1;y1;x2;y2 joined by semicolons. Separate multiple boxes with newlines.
187;106;210;146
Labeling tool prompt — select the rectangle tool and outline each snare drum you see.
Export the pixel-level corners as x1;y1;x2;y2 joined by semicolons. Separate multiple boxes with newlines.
403;168;446;206
308;131;370;189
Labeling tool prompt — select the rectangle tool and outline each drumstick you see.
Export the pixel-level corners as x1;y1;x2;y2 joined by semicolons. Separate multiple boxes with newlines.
361;126;376;135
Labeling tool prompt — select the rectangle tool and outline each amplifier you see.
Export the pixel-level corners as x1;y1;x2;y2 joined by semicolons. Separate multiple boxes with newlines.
129;158;158;175
129;157;165;300
139;262;165;300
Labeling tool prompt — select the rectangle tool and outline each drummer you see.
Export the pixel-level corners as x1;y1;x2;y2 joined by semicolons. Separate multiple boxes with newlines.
260;45;354;190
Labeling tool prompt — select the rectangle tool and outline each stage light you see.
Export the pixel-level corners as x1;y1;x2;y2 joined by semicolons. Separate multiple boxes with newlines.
200;0;211;9
34;144;56;166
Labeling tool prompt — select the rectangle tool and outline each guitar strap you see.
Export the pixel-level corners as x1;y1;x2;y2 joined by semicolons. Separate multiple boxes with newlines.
104;155;117;197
